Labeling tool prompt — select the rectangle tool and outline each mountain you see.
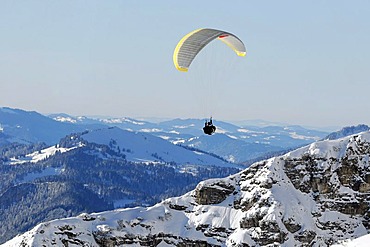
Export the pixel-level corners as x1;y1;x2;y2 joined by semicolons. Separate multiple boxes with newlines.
5;130;370;246
0;127;241;244
50;115;328;163
325;124;370;140
78;127;237;167
0;107;102;145
183;134;282;163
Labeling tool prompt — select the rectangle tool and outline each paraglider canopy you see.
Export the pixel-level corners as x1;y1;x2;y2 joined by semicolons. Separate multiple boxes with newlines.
173;28;246;72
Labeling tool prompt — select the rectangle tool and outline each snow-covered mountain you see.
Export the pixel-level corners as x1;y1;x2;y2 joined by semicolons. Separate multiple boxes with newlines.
6;131;370;246
50;114;329;163
3;107;300;164
79;127;237;167
5;126;236;168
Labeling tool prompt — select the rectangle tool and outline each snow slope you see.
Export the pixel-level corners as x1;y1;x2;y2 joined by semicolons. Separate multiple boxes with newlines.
5;131;370;246
81;127;236;168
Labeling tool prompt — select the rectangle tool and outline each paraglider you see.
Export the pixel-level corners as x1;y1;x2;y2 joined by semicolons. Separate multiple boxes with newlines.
203;117;216;135
173;28;246;135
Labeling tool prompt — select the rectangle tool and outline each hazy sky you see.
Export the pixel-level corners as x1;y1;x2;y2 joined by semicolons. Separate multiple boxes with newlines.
1;1;369;128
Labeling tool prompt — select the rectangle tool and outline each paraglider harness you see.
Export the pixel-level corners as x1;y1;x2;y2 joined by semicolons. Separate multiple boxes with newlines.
203;117;216;135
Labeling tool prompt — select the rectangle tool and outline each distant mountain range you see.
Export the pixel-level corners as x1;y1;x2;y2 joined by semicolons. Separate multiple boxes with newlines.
1;107;331;163
48;111;330;163
5;107;368;164
5;130;370;246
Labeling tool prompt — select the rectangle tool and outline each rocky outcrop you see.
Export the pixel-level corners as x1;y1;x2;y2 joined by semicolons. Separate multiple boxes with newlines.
195;180;235;205
284;135;370;223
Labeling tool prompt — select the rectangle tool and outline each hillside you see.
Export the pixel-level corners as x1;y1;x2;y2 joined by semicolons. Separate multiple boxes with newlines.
5;131;370;246
81;127;235;167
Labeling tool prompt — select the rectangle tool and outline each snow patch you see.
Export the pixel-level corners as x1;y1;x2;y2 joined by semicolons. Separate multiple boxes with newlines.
227;134;238;139
102;118;145;125
8;144;82;165
53;116;77;123
290;131;320;141
140;128;162;133
173;124;195;129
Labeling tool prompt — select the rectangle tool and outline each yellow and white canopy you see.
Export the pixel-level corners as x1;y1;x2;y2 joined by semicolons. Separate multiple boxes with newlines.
173;28;246;72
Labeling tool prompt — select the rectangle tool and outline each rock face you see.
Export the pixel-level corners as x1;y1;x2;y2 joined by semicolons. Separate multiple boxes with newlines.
4;132;370;247
195;180;235;205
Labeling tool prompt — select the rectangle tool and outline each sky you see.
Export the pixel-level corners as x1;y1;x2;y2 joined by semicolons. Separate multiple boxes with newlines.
1;1;369;128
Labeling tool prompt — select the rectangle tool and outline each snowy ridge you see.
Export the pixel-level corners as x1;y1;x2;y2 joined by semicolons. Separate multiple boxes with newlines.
7;144;82;165
101;118;146;125
52;116;78;123
5;131;370;246
288;131;370;160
